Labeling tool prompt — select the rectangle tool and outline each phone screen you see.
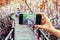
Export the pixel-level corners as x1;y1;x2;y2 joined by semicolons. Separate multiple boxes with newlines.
19;14;41;25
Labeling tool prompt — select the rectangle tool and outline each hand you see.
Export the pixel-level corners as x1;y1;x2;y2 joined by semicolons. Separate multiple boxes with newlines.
35;12;53;30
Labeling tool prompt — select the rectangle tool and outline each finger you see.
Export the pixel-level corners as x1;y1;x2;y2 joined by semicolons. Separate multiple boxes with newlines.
36;12;50;21
36;12;46;19
36;12;47;25
42;17;46;25
34;25;44;29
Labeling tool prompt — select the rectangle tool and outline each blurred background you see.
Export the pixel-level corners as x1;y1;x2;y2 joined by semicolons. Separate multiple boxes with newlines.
0;0;60;40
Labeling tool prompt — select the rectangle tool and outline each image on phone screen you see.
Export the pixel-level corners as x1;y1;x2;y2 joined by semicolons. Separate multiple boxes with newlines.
19;14;41;25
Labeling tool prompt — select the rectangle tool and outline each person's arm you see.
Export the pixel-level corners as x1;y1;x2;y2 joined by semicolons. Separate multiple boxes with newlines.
47;26;60;38
35;12;60;38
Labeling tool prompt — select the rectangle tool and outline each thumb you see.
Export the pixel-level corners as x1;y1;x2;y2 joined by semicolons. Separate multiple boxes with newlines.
34;25;45;29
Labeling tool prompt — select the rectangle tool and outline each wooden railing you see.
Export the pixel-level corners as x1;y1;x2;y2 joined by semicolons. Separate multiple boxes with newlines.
5;28;14;40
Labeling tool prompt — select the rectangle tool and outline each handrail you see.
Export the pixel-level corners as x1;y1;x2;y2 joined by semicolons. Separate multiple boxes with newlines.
5;29;13;40
39;29;49;40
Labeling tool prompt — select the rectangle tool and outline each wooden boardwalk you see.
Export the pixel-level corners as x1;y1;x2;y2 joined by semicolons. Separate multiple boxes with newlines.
15;18;35;40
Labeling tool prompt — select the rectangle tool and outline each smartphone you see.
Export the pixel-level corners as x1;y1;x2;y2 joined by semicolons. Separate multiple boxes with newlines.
19;14;42;25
